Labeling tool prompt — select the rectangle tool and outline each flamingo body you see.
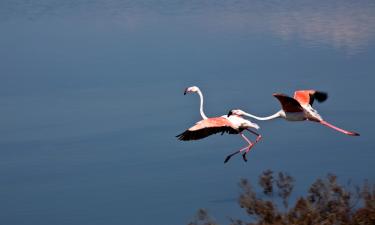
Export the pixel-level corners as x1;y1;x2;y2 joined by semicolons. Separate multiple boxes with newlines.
178;86;262;163
275;91;359;135
229;90;359;136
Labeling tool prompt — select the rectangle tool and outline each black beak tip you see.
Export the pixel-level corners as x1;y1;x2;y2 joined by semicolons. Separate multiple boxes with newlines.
227;111;233;117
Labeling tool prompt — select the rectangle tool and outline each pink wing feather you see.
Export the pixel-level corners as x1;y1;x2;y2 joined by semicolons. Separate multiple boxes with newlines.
177;117;239;141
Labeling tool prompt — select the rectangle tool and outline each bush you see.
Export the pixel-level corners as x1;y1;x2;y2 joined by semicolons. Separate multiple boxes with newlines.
189;170;375;225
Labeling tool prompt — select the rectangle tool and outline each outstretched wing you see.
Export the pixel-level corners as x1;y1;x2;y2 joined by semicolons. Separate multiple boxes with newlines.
273;93;304;112
176;117;239;141
294;90;328;106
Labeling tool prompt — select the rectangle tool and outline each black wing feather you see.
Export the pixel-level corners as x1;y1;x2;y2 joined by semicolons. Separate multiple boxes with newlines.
310;91;328;105
273;93;304;112
176;126;239;141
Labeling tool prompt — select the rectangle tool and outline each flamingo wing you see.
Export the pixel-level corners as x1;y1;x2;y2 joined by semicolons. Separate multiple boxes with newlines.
176;117;239;141
294;90;328;106
273;93;304;112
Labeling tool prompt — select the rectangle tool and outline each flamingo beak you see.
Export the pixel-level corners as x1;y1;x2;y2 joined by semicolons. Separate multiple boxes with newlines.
227;110;233;117
184;88;188;95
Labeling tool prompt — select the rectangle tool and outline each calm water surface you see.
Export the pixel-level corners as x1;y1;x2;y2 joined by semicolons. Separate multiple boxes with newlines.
0;1;375;224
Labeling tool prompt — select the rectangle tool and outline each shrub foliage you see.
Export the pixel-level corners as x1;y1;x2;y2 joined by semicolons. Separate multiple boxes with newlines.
189;170;375;225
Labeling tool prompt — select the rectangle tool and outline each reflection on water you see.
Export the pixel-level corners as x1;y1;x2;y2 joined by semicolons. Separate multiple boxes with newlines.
264;1;375;54
1;0;375;54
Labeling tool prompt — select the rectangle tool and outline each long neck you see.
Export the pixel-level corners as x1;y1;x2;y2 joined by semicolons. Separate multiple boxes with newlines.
243;111;281;121
197;90;208;119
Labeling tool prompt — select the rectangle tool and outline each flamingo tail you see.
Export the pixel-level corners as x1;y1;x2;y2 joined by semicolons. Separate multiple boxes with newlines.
320;120;360;136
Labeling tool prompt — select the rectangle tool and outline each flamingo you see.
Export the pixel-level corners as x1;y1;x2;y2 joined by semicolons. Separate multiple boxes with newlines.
176;86;262;163
228;90;359;136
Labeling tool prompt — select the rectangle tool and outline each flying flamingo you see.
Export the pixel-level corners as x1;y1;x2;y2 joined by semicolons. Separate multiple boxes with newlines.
176;86;262;163
228;90;359;136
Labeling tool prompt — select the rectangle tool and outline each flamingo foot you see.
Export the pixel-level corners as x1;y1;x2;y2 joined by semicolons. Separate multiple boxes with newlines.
224;145;249;164
242;153;248;162
224;152;239;163
224;155;232;163
242;144;255;162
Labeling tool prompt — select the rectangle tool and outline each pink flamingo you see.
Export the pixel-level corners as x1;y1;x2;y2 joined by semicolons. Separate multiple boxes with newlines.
228;90;359;136
177;86;262;163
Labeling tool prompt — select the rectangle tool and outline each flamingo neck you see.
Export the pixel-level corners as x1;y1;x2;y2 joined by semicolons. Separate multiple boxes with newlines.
197;89;208;119
243;111;281;121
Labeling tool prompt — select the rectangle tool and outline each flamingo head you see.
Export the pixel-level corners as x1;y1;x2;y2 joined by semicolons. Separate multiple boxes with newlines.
184;86;200;95
227;109;245;117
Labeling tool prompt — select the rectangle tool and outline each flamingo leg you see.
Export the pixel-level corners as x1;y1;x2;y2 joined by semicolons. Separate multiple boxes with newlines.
224;133;253;163
320;120;359;136
224;145;250;163
242;129;262;162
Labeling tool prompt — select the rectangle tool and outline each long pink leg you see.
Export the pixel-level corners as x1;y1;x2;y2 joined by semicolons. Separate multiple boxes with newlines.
320;120;359;136
242;129;262;162
224;133;253;163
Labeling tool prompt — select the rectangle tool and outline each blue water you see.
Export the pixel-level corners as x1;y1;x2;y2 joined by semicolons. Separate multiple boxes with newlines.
1;1;374;224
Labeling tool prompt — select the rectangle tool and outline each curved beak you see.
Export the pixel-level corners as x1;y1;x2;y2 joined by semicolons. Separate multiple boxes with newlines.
184;88;188;95
227;110;233;117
